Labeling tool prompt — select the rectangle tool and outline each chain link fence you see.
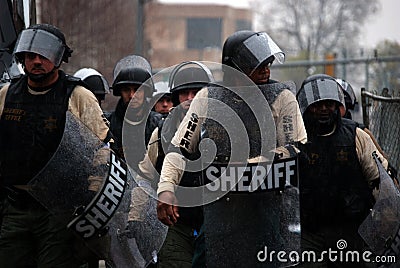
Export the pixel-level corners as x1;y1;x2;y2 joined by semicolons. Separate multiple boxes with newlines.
361;88;400;175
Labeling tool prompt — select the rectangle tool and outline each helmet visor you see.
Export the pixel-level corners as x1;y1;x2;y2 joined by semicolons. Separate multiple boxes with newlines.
14;29;65;66
297;79;345;114
231;32;285;75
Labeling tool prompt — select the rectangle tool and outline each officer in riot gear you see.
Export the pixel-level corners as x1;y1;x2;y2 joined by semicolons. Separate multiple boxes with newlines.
156;31;306;267
151;81;173;116
108;56;162;165
126;61;214;267
74;67;110;108
0;23;111;267
219;30;306;146
296;74;388;267
335;78;357;119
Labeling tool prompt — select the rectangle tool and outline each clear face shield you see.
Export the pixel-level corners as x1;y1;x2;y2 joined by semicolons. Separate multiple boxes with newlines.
297;78;346;115
231;32;285;76
14;29;65;67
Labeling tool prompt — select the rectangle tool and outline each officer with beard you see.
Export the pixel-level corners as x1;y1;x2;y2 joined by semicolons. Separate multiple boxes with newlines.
296;74;388;267
156;31;307;267
0;23;112;267
107;57;162;166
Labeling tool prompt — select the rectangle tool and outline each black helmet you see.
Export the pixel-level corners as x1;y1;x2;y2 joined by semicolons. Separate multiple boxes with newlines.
112;67;154;97
14;24;73;66
74;68;110;100
222;30;285;76
297;74;346;117
335;78;357;110
168;61;214;106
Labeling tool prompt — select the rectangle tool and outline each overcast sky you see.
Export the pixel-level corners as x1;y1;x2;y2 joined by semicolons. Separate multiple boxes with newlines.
160;0;400;48
364;0;400;47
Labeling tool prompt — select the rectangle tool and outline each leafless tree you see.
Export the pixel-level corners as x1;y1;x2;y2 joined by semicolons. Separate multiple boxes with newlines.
252;0;380;59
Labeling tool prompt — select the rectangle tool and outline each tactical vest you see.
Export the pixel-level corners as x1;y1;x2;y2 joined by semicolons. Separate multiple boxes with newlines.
0;71;81;186
108;101;161;162
298;118;374;230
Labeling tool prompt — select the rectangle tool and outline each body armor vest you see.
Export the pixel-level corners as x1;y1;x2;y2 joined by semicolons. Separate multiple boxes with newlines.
108;100;161;162
298;118;374;230
204;82;285;162
0;71;80;186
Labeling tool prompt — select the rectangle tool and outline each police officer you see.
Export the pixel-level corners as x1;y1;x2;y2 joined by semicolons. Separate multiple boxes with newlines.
74;67;110;108
296;74;388;267
0;23;111;267
107;56;162;165
220;30;307;147
127;61;215;267
156;31;307;267
152;81;173;116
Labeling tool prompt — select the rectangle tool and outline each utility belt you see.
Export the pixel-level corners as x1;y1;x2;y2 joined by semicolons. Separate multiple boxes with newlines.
2;186;43;209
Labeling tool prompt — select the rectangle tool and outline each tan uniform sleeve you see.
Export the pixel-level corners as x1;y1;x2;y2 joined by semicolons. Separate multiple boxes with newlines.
0;84;10;117
137;127;160;180
128;128;160;221
270;89;307;146
356;127;388;185
157;88;208;195
68;85;110;141
128;184;151;221
88;146;111;192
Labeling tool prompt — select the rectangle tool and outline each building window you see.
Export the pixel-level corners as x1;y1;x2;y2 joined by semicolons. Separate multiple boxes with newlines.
236;19;252;31
187;18;222;49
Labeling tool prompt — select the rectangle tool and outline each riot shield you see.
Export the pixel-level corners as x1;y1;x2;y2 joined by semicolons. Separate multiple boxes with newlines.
358;153;400;263
106;168;168;268
202;156;300;268
27;111;167;267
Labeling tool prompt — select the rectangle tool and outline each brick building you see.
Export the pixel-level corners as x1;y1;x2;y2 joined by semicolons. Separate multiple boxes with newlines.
36;0;252;110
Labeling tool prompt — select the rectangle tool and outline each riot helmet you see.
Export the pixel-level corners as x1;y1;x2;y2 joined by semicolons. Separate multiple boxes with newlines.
112;55;154;97
14;24;72;67
335;78;357;110
73;68;110;101
112;67;154;97
152;81;171;99
168;61;215;106
222;30;285;76
297;74;346;117
113;55;152;80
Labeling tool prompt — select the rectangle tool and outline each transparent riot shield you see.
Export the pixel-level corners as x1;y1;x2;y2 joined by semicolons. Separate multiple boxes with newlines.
27;111;167;267
106;168;168;268
358;153;400;263
202;156;300;268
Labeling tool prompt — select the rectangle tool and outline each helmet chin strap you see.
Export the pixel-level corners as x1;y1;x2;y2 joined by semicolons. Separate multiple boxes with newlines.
25;66;57;83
